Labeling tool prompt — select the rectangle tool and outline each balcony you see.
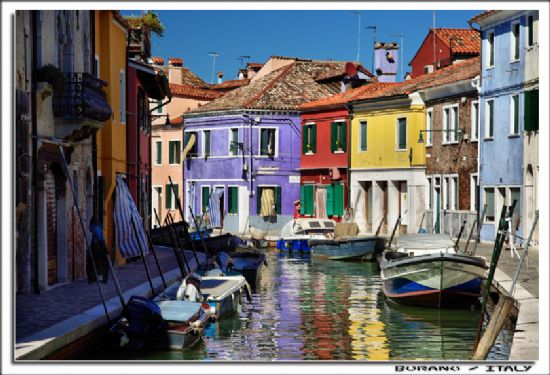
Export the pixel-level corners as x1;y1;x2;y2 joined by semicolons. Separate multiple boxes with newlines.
53;72;112;141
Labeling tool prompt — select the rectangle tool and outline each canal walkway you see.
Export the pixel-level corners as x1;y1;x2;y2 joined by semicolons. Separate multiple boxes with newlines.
15;247;205;360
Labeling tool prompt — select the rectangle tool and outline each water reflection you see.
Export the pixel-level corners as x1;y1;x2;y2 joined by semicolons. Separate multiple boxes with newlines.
84;250;511;361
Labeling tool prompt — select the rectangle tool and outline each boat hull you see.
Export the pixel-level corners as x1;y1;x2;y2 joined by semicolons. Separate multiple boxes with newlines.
309;237;380;261
380;253;487;308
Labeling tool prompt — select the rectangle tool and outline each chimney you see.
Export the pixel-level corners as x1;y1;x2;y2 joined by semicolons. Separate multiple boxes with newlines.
374;42;399;83
149;56;165;66
217;71;224;84
167;57;183;84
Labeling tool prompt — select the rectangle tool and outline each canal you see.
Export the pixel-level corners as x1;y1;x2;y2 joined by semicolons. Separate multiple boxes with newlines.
82;249;512;361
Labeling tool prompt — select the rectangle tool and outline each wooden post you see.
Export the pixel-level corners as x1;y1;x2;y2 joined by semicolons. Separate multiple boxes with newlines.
471;204;487;256
464;218;477;255
154;208;185;277
472;296;514;360
454;220;467;251
166;213;191;274
131;216;155;296
387;215;401;248
189;205;211;256
418;212;425;233
375;216;385;236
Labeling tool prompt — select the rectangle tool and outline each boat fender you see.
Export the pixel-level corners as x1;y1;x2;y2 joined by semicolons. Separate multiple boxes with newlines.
191;320;203;335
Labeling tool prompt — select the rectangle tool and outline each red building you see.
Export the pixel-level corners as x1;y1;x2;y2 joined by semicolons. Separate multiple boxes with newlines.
409;28;480;78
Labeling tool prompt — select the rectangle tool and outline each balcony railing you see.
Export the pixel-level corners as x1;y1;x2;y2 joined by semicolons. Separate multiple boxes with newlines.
53;72;112;123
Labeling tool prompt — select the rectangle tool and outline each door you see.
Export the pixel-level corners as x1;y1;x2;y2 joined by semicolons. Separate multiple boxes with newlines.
238;186;249;233
434;187;441;233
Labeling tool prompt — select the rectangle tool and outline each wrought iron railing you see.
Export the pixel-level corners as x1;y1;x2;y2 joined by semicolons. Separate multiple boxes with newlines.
53;72;112;122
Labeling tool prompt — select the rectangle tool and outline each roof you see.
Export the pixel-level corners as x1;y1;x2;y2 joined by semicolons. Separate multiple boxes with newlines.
188;60;347;113
410;28;480;65
111;11;130;29
168;57;183;66
247;62;264;69
169;83;224;100
315;63;376;82
164;67;207;87
169;117;184;125
469;10;500;24
299;82;397;111
150;56;164;65
208;79;250;91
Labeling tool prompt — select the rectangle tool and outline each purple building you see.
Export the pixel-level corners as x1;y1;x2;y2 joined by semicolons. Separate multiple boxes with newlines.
182;57;348;235
374;42;399;83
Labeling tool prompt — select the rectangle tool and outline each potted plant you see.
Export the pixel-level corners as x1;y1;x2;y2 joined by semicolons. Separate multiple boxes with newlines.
36;64;66;95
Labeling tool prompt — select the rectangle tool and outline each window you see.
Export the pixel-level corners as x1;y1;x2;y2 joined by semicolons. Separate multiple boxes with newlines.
487;31;495;67
509;187;521;218
426;176;433;209
203;130;211;157
510;95;519;135
396;118;407;150
330;121;346;152
451;176;459;210
443;105;459;143
259;128;276;157
229;128;239;156
443;176;450;210
471;101;479;141
302;123;317;154
511;21;520;61
484;187;495;222
470;174;479;212
359;121;367;151
184;131;198;158
527;15;534;47
120;69;125;124
154;141;162;165
300;184;314;215
165;183;178;209
485;99;494;138
228;186;238;214
168;140;181;164
257;186;281;215
157;99;163;114
201;186;210;213
524;89;539;132
425;109;433;146
326;183;344;217
424;65;434;74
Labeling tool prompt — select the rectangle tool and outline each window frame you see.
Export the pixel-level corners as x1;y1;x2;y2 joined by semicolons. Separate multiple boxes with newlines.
227;185;239;215
154;140;162;165
485;99;495;140
202;129;211;158
168;140;181;165
331;120;347;153
396;117;407;151
486;30;495;68
359;121;368;152
470;173;479;212
303;122;316;155
509;94;520;136
228;128;239;156
201;185;211;214
258;126;278;157
471;100;479;142
484;187;496;223
184;130;198;158
442;104;459;144
511;20;521;62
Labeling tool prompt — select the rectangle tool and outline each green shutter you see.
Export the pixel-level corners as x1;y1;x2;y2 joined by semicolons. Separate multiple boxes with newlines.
334;183;344;216
228;186;238;214
528;16;534;46
306;185;314;215
311;124;317;153
275;186;282;214
533;89;539;131
513;96;519;134
339;123;347;151
176;142;181;164
260;129;268;155
156;142;162;164
205;131;211;156
486;189;495;219
326;184;334;216
488;101;494;137
256;187;262;214
173;184;179;207
398;119;407;149
202;186;209;213
524;91;532;132
300;185;305;214
166;184;171;209
360;122;367;151
169;142;174;164
330;122;338;152
302;125;309;154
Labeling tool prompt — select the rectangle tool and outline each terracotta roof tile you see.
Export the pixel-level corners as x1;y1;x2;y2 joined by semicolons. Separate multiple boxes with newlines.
247;62;264;68
169;117;184;125
150;56;164;65
169;83;223;100
315;63;376;82
188;60;348;113
208;79;251;90
469;10;500;24
168;57;183;66
299;82;397;110
434;28;481;54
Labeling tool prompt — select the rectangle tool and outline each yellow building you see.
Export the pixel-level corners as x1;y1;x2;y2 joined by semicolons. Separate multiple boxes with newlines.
349;84;427;235
94;11;128;259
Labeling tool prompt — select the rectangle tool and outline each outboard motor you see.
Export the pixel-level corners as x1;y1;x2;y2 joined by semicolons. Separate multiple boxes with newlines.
112;296;167;349
176;273;204;302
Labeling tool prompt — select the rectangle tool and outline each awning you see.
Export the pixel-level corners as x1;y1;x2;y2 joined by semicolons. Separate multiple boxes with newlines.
136;69;172;101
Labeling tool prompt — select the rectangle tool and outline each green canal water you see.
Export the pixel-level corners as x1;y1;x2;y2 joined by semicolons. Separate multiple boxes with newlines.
83;250;512;361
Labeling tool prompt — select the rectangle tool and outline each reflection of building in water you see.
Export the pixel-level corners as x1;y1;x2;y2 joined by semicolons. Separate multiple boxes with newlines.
348;283;390;360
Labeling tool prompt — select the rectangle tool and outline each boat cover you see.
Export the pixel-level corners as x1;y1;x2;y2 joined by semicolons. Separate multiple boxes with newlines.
279;218;336;238
396;233;454;250
157;300;203;322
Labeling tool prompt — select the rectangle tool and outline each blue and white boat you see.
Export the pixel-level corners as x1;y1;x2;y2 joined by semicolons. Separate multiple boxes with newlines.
380;234;488;308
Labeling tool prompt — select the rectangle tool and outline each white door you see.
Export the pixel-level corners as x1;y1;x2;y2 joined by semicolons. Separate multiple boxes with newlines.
238;186;249;233
152;187;160;228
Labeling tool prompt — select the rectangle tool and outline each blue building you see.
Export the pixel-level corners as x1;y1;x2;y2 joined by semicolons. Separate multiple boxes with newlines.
470;10;539;241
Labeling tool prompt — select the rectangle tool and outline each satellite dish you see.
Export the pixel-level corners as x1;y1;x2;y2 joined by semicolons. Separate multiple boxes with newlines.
345;62;357;77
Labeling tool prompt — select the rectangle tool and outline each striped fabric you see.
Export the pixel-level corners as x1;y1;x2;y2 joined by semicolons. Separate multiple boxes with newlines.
260;188;275;217
208;187;224;228
113;175;149;258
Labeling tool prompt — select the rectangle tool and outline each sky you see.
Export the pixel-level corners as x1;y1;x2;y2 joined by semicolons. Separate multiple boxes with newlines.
122;9;482;83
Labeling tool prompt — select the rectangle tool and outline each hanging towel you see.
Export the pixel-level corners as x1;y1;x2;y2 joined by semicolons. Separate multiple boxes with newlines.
208;187;224;228
182;133;196;160
113;175;149;258
260;188;275;217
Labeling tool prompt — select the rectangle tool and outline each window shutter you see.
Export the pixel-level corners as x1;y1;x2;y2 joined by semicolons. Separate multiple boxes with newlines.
302;125;308;154
300;185;305;214
326;184;334;216
168;142;174;164
156;142;162;164
398;119;407;149
166;184;171;209
524;91;532;132
311;124;317;153
173;184;179;208
330;122;337;152
205;131;211;156
305;185;314;215
202;186;209;213
175;142;181;164
533;89;539;131
334;183;344;216
260;129;268;155
275;186;282;214
513;96;519;134
228;186;238;214
339;123;347;151
360;122;367;151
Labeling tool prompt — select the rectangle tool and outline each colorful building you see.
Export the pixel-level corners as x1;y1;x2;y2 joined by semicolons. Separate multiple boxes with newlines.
94;10;129;258
416;57;481;236
183;57;348;235
470;10;539;241
409;28;480;78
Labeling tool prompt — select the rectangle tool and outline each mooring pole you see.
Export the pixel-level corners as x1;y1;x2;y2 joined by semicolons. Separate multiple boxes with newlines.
58;146;111;321
131;216;156;296
454;220;468;251
418;212;425;233
189;205;211;255
509;210;539;296
166;213;191;274
154;208;185;277
471;204;487;256
387;215;402;249
375;216;385;236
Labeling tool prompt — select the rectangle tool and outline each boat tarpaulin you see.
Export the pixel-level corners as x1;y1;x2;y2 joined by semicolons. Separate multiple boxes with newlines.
208;187;224;228
114;175;149;258
396;233;454;250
